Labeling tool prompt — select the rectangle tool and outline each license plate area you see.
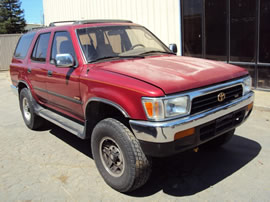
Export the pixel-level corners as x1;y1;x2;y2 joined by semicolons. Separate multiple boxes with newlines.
199;108;246;141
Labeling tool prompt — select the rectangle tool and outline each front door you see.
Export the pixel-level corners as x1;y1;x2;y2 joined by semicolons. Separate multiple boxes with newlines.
46;31;84;119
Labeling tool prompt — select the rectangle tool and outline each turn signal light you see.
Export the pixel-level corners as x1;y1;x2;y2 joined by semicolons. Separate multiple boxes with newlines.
142;99;164;120
247;102;253;111
174;128;195;140
144;102;153;117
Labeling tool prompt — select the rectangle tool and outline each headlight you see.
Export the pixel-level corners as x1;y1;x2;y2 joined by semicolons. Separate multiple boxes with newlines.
164;96;189;118
243;76;252;95
142;96;190;121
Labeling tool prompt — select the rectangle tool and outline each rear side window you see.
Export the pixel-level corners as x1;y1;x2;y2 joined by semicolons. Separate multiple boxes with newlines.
31;33;51;62
14;32;35;59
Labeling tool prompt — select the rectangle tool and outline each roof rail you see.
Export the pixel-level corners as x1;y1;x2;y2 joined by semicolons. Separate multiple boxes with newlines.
27;26;48;32
74;19;133;24
49;20;77;27
48;19;133;27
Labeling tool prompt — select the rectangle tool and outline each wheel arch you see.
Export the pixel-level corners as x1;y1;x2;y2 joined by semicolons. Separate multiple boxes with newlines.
84;97;130;139
18;80;30;94
84;97;130;118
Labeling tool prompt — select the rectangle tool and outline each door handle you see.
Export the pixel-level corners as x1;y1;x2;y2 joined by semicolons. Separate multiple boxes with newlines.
48;70;53;77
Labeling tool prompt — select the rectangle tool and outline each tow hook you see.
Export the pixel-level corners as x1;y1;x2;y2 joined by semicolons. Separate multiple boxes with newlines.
193;147;199;153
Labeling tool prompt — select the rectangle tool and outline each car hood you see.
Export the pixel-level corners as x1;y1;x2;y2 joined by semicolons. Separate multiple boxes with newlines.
96;55;248;94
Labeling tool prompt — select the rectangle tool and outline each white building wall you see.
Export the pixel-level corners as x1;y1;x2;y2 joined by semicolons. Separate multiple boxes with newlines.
43;0;181;54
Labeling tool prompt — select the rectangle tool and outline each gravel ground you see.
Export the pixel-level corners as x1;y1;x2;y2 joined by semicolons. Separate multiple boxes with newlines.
0;71;269;201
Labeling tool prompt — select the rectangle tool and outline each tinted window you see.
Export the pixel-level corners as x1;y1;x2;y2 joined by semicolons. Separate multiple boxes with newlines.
14;32;35;59
259;0;270;63
183;0;203;57
258;66;270;88
31;33;51;62
51;31;75;62
230;0;256;62
205;0;227;61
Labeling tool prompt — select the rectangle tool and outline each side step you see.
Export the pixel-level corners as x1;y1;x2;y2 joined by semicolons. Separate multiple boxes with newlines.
33;102;85;139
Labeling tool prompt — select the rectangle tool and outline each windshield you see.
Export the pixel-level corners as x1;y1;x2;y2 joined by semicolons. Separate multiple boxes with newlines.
76;25;171;62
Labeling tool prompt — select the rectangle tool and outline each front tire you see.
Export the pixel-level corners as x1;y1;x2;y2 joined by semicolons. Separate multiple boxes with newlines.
19;88;43;130
91;118;151;193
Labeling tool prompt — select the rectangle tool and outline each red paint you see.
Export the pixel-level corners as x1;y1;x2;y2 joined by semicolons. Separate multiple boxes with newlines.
10;22;249;122
97;55;248;94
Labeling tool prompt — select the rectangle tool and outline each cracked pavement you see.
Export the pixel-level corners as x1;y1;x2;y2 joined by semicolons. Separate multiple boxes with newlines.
0;71;270;201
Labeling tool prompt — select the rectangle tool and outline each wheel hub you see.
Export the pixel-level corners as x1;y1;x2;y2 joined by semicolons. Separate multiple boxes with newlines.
22;97;31;122
99;137;125;177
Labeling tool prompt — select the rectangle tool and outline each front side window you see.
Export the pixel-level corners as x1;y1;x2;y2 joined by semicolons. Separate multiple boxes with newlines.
50;31;76;63
31;33;51;62
76;26;170;62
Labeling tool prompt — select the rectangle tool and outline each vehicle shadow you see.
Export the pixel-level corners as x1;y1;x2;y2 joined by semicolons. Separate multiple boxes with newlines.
46;122;261;197
130;135;261;197
44;122;93;158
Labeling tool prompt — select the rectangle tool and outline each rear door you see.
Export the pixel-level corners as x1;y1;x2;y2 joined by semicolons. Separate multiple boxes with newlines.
45;30;84;119
27;32;51;103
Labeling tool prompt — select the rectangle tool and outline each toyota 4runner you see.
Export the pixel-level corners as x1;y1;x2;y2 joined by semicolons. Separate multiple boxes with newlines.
10;20;254;192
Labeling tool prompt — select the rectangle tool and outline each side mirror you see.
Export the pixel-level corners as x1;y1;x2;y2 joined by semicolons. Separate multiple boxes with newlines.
55;54;75;67
169;44;177;54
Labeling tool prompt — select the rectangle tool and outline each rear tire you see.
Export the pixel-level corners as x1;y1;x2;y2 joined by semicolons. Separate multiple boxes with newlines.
91;118;151;193
19;88;43;130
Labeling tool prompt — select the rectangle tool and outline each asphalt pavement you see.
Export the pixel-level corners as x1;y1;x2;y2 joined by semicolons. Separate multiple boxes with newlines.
0;71;269;201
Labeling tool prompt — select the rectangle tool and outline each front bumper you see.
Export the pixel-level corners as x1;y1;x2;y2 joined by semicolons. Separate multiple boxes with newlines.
129;91;254;157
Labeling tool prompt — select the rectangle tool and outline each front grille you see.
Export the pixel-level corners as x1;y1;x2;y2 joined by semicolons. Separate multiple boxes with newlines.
191;85;243;115
200;109;245;141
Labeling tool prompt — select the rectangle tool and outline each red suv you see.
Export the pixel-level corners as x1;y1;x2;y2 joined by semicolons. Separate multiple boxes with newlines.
10;20;254;192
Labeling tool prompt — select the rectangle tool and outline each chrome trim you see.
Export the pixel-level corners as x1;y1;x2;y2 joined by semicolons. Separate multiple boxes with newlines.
85;97;130;118
164;77;247;100
10;85;18;96
141;76;249;122
130;91;254;143
55;53;75;67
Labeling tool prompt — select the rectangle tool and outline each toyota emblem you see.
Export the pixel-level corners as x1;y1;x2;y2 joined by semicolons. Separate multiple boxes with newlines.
217;92;226;102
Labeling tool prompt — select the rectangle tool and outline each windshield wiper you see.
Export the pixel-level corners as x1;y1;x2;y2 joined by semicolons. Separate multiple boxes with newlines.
89;55;144;63
139;51;175;56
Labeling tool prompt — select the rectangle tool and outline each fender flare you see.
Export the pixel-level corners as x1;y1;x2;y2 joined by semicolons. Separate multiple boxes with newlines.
84;97;130;118
18;80;30;90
